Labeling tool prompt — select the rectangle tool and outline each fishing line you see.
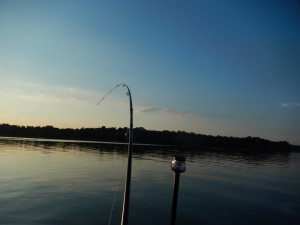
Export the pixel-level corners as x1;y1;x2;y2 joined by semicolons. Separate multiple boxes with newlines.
107;131;129;225
97;83;127;106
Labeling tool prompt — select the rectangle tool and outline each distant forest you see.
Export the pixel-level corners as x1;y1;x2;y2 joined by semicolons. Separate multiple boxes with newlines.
0;123;295;151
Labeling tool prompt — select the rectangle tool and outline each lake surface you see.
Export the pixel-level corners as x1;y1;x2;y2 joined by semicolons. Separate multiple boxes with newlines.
1;137;300;225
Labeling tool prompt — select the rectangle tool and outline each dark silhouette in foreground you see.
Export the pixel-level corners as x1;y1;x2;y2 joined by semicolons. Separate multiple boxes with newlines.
0;123;295;151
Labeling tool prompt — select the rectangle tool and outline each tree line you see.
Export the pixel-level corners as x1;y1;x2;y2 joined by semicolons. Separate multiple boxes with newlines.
0;123;292;151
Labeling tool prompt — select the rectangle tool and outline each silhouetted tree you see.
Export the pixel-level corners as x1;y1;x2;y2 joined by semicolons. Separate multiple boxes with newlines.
0;123;292;151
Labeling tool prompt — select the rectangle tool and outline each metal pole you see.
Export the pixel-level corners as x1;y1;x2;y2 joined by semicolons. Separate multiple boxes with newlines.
170;172;180;225
170;155;186;225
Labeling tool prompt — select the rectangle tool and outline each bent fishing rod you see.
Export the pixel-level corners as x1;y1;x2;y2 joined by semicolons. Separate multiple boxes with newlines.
97;83;133;225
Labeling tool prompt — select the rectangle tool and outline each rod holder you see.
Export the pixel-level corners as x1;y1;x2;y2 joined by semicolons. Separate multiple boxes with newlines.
171;155;186;173
170;155;186;225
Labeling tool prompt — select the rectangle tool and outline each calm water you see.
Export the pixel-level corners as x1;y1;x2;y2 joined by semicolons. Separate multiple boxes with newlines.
0;137;300;225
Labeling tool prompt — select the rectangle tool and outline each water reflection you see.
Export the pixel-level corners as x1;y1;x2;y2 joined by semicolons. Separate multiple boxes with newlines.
1;137;292;164
0;137;299;225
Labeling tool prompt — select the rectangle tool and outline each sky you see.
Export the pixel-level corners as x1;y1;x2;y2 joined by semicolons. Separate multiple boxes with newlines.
0;0;299;145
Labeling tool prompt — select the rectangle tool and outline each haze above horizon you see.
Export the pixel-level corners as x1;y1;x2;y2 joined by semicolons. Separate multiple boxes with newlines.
0;0;299;145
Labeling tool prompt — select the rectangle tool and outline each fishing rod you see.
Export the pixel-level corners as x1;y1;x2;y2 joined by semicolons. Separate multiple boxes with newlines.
97;83;133;225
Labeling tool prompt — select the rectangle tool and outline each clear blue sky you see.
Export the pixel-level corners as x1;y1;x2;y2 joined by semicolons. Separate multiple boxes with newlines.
0;0;299;145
